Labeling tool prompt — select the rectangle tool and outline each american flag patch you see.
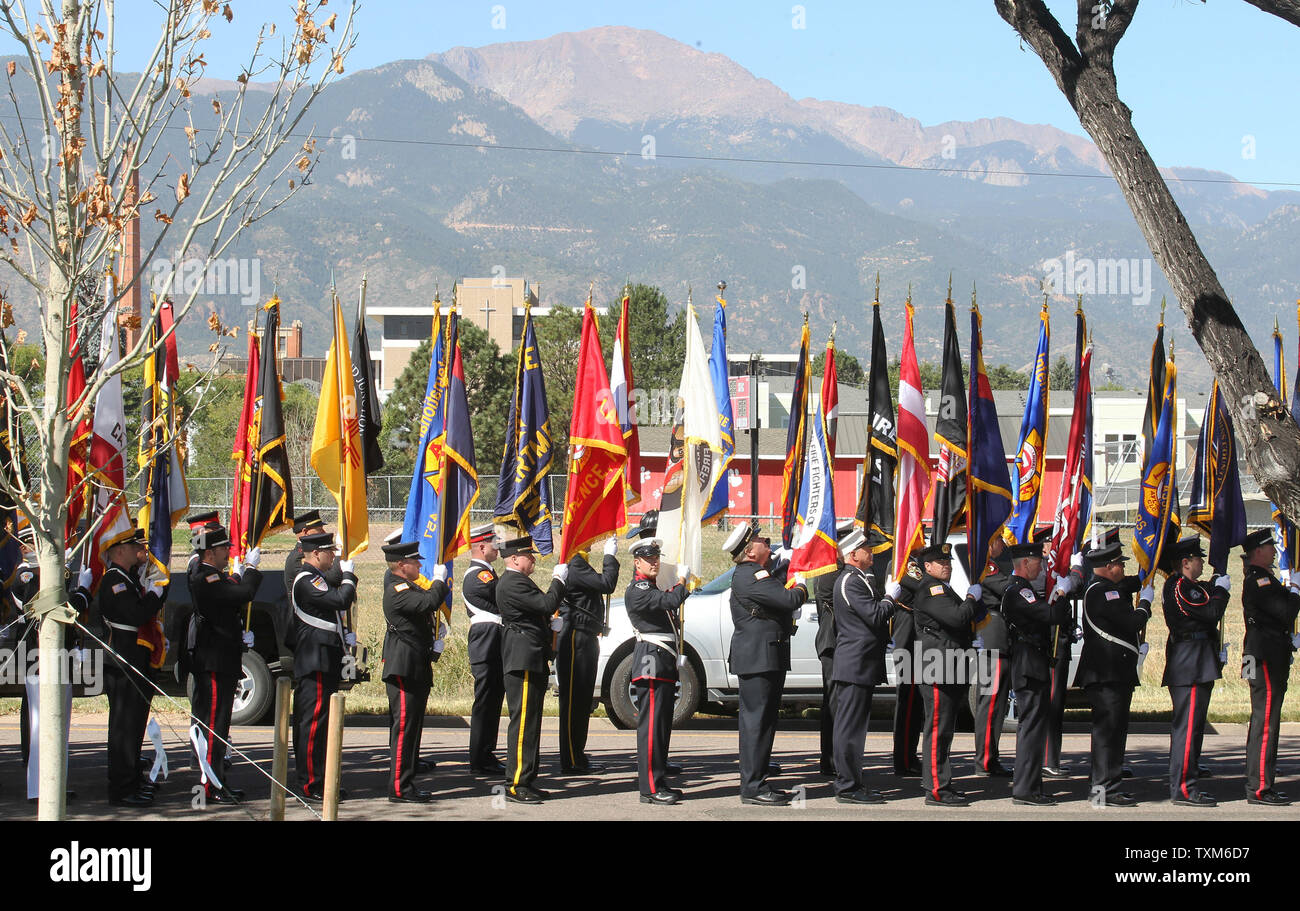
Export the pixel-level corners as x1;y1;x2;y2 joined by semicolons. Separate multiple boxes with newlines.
1258;577;1272;586
112;583;127;594
1105;590;1120;601
755;570;770;581
394;582;410;592
930;585;944;595
206;574;219;583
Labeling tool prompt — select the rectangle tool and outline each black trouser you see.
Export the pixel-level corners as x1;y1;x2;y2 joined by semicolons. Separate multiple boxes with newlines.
106;666;154;799
1246;659;1288;798
634;677;676;796
1044;643;1069;770
832;681;874;795
1085;682;1132;800
893;681;923;773
919;682;963;800
191;669;237;795
737;671;785;798
468;645;505;769
1012;677;1050;800
505;668;546;795
819;655;836;772
973;651;1010;772
557;625;600;769
293;671;339;794
386;676;429;798
1169;681;1213;801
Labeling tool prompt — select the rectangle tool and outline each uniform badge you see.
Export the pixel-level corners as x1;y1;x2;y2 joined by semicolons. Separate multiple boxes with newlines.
206;574;219;583
112;583;127;594
755;570;770;581
312;577;328;591
1257;577;1272;586
1105;590;1120;601
478;570;493;583
635;580;650;590
929;584;944;595
906;561;923;581
19;571;32;583
394;582;410;592
1023;591;1037;602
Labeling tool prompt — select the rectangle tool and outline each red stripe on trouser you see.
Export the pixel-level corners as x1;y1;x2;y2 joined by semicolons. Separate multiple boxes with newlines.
931;685;941;800
207;675;218;792
1180;686;1197;798
982;660;1000;768
395;676;406;796
1258;663;1272;799
307;673;323;790
647;685;657;794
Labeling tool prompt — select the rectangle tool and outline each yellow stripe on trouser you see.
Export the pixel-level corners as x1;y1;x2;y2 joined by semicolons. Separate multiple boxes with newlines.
566;629;576;764
513;670;529;792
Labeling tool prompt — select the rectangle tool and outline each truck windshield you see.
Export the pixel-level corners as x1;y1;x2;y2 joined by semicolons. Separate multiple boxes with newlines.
694;567;735;596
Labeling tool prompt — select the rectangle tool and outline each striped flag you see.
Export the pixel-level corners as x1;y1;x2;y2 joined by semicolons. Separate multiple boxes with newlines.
893;298;930;579
780;319;811;549
788;390;838;584
88;274;133;587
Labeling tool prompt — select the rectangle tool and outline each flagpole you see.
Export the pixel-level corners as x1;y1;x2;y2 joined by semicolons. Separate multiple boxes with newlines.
332;281;353;651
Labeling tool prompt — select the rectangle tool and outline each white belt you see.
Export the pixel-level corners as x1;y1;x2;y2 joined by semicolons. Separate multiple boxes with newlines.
105;620;137;633
635;630;677;657
1081;604;1139;656
294;606;342;634
465;602;503;627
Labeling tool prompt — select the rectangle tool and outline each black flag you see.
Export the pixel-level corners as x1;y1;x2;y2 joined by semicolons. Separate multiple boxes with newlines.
931;298;967;543
855;301;896;576
249;298;295;544
351;288;385;474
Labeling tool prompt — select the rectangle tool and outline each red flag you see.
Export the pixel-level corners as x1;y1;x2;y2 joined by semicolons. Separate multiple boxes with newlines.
1046;347;1093;591
65;299;91;539
561;303;628;561
893;299;931;578
821;336;839;466
229;328;261;559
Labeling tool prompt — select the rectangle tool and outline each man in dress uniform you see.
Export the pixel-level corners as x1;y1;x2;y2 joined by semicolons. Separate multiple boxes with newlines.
890;556;924;777
972;536;1013;777
911;541;982;806
1076;537;1150;807
497;535;566;803
380;537;450;803
726;522;809;806
814;521;854;777
285;510;343;585
624;529;690;804
290;531;357;801
188;521;262;802
830;527;895;803
557;534;619;773
100;528;166;807
1239;528;1299;806
1001;539;1069;806
1162;535;1229;807
463;524;506;774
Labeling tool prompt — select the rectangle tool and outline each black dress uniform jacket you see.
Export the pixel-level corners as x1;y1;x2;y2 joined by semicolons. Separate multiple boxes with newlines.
497;569;565;673
1241;564;1300;672
1001;575;1067;687
976;556;1013;652
290;563;357;678
285;545;343;586
561;553;618;633
910;573;977;681
99;564;165;672
830;565;894;686
1161;574;1229;686
814;569;839;659
462;559;501;664
728;561;808;675
625;574;689;681
189;561;262;675
381;569;449;687
1076;574;1148;687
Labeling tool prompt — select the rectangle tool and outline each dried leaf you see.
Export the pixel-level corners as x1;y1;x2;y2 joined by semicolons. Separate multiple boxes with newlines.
223;4;233;23
32;24;49;44
211;98;221;115
6;61;14;77
14;328;26;345
229;325;240;338
288;178;295;189
119;311;141;332
20;204;36;226
207;312;222;334
176;171;190;203
153;209;172;225
324;13;337;30
208;342;219;352
89;60;104;77
332;55;344;75
184;126;198;141
0;301;12;328
236;72;247;85
296;156;310;172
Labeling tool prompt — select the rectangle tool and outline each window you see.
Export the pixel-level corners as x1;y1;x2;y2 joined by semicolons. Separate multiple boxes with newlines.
1104;433;1138;468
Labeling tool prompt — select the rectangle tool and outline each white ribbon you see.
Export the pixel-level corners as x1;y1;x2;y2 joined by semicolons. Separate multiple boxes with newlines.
147;717;168;782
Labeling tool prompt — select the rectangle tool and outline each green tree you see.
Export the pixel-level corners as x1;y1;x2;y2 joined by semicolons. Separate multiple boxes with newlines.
1050;355;1074;393
812;348;866;387
985;364;1031;391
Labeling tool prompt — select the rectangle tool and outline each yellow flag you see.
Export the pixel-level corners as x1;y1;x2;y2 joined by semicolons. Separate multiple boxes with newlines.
310;293;368;558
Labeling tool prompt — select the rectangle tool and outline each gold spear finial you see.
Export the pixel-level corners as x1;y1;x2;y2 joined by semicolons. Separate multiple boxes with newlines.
874;271;880;303
947;272;953;304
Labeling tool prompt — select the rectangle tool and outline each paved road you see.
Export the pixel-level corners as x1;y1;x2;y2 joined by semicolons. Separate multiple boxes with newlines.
4;714;1300;821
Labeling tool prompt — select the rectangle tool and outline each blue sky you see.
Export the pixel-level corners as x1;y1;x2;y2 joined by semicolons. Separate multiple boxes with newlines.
6;1;1297;185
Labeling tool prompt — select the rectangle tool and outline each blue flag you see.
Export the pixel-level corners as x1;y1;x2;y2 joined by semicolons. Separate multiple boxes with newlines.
703;294;734;523
494;307;555;554
440;328;479;562
1005;304;1050;544
966;304;1013;582
1133;356;1178;586
403;308;453;578
1188;381;1246;576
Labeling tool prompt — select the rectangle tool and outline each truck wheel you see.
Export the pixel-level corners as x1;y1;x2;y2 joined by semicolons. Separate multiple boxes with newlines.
231;651;275;725
671;658;701;727
604;652;702;730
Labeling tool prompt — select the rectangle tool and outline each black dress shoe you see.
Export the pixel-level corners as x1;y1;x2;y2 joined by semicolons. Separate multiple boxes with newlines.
767;762;782;776
819;764;836;778
740;791;792;806
640;790;681;805
1197;764;1213;778
560;762;606;774
209;787;244;804
896;766;922;778
389;788;434;803
1121;766;1134;779
1041;766;1069;779
505;786;545;804
925;791;970;806
1012;794;1057;807
1247;790;1292;806
974;764;1012;778
665;763;683;776
1106;792;1139;807
470;761;507;776
301;786;348;803
836;789;885;805
1172;792;1217;807
416;759;437;774
109;791;154;808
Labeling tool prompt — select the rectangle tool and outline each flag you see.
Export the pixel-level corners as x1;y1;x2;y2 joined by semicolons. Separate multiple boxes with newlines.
1046;346;1093;592
88;276;133;586
779;319;811;549
0;335;23;585
1132;353;1178;586
137;298;189;574
821;335;840;465
494;304;555;554
855;301;897;571
787;392;838;584
311;293;368;559
1142;313;1181;530
561;302;628;561
1270;321;1299;572
931;297;967;543
1188;381;1247;576
403;307;453;577
893;298;931;579
966;303;1014;583
610;289;642;505
65;299;91;539
703;291;735;523
229;327;261;560
657;299;723;589
1005;303;1050;544
1072;304;1093;549
351;286;384;475
439;328;479;562
248;297;294;546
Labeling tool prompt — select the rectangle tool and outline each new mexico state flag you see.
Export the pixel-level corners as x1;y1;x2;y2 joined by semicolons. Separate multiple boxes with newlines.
311;293;369;559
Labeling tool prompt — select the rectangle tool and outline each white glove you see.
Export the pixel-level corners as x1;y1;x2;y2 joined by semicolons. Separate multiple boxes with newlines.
147;581;166;599
967;583;982;602
885;580;903;600
339;559;354;574
1214;575;1231;593
1289;569;1300;588
1050;577;1072;602
437;621;448;639
677;563;690;582
791;606;803;623
77;566;93;591
230;559;244;577
603;537;618;557
1070;551;1084;570
1140;584;1155;604
433;637;446;655
773;546;792;562
1218;645;1229;664
550;615;564;632
552;563;569;584
344;630;357;647
241;631;254;647
244;546;261;569
433;564;449;583
1136;641;1150;673
792;572;806;586
1292;633;1300;650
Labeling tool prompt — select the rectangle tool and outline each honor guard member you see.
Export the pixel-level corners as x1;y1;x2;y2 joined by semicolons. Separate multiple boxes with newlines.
1001;539;1068;806
381;538;449;802
972;536;1014;777
558;533;620;773
911;542;982;806
830;527;895;803
188;520;262;802
624;530;690;804
285;510;344;585
100;528;166;807
1161;535;1230;806
1028;525;1074;780
1240;529;1300;805
1076;537;1150;807
890;556;924;777
815;521;854;777
726;522;809;806
463;524;506;774
497;535;567;803
290;531;357;801
183;511;220;570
